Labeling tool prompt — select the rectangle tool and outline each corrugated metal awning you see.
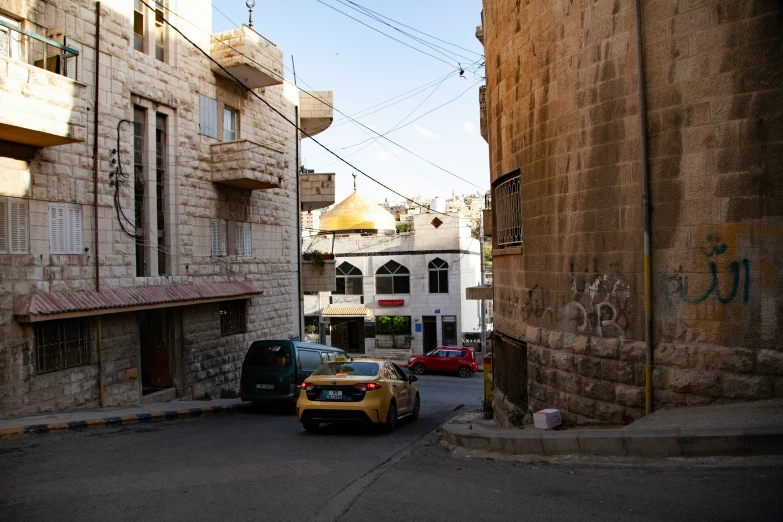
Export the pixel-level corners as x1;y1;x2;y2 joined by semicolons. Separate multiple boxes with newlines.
322;307;369;317
14;281;263;323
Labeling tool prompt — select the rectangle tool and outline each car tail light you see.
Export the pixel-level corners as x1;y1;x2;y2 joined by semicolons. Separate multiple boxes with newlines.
302;382;316;391
355;382;382;391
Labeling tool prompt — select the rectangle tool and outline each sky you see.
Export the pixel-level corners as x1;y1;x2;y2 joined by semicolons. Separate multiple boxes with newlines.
211;0;489;205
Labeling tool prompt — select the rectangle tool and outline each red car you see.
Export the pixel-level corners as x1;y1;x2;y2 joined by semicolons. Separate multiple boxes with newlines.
407;347;479;378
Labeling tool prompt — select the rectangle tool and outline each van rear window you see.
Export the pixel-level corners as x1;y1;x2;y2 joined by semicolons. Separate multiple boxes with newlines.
245;341;292;368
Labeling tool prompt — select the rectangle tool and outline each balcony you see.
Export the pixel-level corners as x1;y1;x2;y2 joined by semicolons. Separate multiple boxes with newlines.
301;171;335;211
479;85;488;143
211;140;285;190
302;254;336;293
210;26;283;89
299;91;334;138
483;208;492;237
0;21;86;147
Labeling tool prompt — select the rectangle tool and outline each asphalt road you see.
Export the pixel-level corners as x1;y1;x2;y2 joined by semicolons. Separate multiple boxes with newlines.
1;372;782;521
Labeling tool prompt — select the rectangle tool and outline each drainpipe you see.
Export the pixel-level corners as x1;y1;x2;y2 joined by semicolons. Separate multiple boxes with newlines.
93;1;104;407
295;105;303;340
634;0;653;415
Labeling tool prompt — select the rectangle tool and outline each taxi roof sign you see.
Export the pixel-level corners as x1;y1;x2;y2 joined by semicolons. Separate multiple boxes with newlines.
333;355;348;362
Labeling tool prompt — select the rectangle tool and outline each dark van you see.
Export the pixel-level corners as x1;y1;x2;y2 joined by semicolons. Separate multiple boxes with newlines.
240;340;346;405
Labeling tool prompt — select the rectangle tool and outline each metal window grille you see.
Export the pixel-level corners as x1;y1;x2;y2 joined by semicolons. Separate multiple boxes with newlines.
220;300;245;336
34;319;90;374
494;175;522;247
134;106;146;276
156;113;167;275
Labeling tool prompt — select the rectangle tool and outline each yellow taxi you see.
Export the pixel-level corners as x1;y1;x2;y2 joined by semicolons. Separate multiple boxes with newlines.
296;356;420;433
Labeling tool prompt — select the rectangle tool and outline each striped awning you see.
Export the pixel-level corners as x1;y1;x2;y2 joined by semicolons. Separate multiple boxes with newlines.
322;307;369;317
14;281;263;323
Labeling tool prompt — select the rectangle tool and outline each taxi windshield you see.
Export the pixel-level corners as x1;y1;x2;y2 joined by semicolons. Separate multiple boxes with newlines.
312;362;380;377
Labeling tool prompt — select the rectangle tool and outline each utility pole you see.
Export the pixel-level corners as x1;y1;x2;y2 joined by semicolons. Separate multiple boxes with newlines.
479;212;487;355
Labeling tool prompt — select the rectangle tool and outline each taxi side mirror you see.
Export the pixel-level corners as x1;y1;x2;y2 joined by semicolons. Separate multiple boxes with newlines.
408;375;417;383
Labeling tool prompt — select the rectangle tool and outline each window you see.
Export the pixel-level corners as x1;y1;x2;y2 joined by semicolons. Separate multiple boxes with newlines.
219;300;245;336
48;204;83;254
494;171;522;247
376;316;411;335
299;349;322;372
304;316;319;336
211;219;227;256
133;0;144;51
199;94;218;138
236;222;251;257
0;197;28;254
0;15;22;61
375;260;410;294
428;258;449;293
224;107;238;141
134;105;146;276
34;319;89;374
154;6;165;61
155;113;167;274
335;262;363;295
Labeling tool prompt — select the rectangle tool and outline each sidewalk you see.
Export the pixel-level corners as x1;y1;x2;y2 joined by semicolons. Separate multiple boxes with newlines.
0;398;250;440
442;399;783;458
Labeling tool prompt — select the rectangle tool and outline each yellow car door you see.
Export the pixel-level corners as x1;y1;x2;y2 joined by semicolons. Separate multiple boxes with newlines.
384;363;408;415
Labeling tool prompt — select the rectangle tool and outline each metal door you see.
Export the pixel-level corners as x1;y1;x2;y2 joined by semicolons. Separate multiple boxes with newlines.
148;311;170;387
422;316;437;353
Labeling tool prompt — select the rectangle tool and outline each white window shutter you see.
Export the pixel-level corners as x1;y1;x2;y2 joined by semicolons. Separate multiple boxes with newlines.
65;41;82;81
67;205;83;254
10;199;28;254
243;223;251;257
200;94;218;138
49;204;66;254
0;199;7;253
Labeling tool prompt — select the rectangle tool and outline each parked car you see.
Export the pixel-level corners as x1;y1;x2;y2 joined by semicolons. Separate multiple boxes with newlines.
407;347;478;378
297;357;419;433
240;340;346;405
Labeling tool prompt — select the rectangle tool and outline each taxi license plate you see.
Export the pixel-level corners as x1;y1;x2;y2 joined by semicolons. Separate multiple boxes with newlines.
325;391;343;400
257;384;274;390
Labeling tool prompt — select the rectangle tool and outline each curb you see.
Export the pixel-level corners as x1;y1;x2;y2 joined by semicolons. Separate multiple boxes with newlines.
0;403;251;440
441;417;783;458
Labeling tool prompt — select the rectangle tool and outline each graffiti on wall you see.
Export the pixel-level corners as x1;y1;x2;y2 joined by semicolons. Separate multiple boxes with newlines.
661;235;750;307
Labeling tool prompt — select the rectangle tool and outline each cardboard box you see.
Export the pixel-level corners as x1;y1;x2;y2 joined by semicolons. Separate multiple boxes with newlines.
533;408;562;430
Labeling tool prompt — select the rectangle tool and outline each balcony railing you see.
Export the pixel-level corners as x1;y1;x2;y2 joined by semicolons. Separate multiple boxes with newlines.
0;20;86;147
211;140;285;190
210;26;283;89
299;91;334;138
300;170;335;212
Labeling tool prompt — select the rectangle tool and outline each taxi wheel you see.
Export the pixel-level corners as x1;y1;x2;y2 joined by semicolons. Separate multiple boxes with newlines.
302;420;320;433
458;366;472;378
411;394;420;420
413;363;426;375
382;401;397;433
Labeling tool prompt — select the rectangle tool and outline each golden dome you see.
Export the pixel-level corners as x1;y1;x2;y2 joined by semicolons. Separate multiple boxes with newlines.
320;191;396;232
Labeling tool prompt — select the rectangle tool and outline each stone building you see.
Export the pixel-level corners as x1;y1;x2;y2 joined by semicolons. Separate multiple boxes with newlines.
302;189;483;358
0;0;333;417
476;0;783;425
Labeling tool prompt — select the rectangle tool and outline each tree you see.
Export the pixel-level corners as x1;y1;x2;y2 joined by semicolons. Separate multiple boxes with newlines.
376;316;411;349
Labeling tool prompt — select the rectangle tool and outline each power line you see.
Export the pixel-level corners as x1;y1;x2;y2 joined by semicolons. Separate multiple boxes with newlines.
314;0;458;68
332;0;478;63
143;1;459;219
156;1;484;192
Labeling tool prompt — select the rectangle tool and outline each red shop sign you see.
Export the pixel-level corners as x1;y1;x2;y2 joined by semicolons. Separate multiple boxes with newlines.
378;299;404;306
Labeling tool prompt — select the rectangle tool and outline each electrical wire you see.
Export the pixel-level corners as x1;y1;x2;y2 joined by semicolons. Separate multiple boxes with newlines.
159;1;485;192
142;1;465;219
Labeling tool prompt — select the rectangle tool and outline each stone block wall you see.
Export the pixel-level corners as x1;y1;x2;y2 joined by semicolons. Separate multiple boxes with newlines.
482;0;783;424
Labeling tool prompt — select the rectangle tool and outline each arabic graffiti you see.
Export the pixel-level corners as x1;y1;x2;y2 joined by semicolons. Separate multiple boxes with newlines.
662;238;750;306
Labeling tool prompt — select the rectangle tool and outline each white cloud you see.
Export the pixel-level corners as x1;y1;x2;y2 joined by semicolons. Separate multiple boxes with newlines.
463;121;476;134
414;125;438;140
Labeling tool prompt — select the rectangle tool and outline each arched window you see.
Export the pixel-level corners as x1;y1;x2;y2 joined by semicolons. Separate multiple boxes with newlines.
428;258;449;294
375;260;410;294
335;262;363;295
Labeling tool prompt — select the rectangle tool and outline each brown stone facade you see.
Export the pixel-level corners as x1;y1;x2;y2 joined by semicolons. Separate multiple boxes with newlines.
482;0;783;424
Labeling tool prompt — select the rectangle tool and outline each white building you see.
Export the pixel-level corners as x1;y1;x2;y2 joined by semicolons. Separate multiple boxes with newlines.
302;190;483;358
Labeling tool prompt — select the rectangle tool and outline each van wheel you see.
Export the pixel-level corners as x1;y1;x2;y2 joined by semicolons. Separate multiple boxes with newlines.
458;366;472;378
413;363;426;375
302;420;320;433
382;401;397;433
